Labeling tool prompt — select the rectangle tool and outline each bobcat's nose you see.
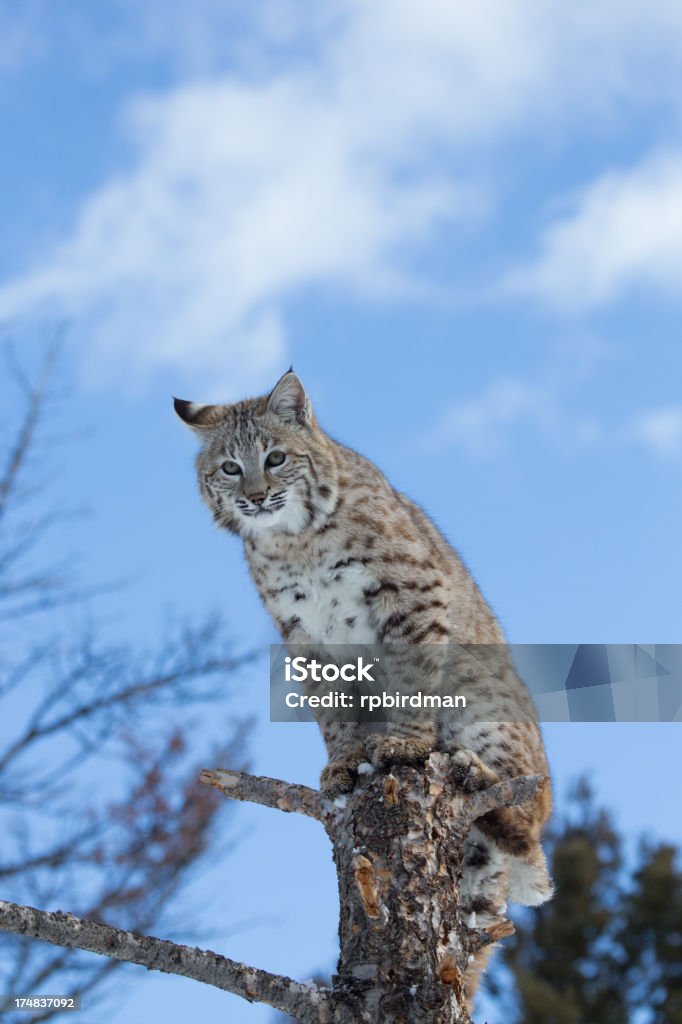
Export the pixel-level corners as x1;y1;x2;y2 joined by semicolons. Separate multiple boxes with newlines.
248;491;267;506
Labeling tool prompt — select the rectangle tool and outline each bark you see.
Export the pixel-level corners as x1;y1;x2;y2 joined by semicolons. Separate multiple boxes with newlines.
0;756;544;1023
0;901;327;1022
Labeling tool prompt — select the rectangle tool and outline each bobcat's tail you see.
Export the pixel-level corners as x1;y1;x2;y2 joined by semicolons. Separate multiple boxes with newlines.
506;845;554;906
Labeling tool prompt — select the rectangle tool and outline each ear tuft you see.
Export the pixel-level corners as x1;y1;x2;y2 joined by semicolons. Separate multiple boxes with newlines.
173;397;225;433
266;371;311;425
173;397;195;422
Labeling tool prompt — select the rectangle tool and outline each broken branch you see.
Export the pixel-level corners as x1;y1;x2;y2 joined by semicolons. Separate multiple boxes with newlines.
199;768;323;820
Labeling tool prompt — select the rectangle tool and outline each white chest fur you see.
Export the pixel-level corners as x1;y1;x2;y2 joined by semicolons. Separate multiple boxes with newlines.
257;549;377;644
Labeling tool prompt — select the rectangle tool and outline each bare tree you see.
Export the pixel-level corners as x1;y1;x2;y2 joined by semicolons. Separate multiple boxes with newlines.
0;341;255;1020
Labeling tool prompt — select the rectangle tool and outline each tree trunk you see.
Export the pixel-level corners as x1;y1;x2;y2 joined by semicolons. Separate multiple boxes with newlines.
321;753;510;1023
201;754;540;1023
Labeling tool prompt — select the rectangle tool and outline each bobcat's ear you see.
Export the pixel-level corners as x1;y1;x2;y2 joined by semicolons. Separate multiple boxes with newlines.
266;370;311;425
173;398;225;434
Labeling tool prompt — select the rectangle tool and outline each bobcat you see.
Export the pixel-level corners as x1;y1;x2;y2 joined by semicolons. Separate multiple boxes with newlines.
175;370;553;1005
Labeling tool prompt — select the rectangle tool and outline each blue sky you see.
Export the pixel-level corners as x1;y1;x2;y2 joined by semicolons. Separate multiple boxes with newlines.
2;2;682;1021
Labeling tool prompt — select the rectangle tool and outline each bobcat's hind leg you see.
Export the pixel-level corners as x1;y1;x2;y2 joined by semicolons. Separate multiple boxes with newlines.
450;748;501;792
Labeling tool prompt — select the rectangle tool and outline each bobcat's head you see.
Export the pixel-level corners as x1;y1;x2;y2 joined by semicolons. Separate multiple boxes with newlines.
175;371;338;537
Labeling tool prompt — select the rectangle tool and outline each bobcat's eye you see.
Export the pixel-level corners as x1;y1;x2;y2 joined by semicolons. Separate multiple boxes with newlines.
265;450;286;468
221;460;242;476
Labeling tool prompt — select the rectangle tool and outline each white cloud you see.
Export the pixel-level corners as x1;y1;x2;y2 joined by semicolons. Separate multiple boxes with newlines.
505;150;682;310
634;407;682;457
421;345;682;463
0;69;472;394
421;379;552;457
5;1;682;390
417;338;615;458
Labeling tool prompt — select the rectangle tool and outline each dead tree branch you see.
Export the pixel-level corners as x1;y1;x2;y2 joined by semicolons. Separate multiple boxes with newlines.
0;755;544;1023
0;900;329;1023
462;774;546;822
199;768;323;820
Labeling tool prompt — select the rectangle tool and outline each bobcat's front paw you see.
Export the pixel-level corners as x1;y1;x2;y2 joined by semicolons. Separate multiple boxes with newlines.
450;748;500;792
320;760;359;799
365;734;432;771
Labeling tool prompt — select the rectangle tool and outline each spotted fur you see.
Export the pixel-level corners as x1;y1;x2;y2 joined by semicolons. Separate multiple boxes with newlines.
175;371;553;1007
